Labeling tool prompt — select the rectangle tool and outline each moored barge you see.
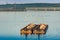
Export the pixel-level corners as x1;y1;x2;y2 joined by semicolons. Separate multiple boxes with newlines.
20;23;36;34
20;23;48;35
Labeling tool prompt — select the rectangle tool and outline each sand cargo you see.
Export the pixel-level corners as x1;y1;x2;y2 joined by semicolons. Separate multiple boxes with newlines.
20;23;35;34
33;24;48;34
20;23;48;35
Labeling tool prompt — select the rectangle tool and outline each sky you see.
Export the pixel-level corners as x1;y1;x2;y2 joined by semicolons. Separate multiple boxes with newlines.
0;0;60;4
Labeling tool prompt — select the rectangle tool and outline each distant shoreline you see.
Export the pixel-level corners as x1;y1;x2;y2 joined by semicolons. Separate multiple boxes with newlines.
0;3;60;11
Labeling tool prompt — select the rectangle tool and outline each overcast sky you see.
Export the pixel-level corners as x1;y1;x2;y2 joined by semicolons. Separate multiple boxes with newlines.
0;0;60;4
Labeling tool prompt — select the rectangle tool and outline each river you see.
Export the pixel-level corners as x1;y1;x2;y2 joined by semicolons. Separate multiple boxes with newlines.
0;11;60;40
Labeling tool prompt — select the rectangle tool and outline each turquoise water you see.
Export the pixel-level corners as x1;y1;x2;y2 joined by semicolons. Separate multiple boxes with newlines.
0;11;60;40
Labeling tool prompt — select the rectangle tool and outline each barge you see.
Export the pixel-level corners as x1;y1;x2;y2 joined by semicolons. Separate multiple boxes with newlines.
33;24;48;34
20;23;36;34
20;23;48;35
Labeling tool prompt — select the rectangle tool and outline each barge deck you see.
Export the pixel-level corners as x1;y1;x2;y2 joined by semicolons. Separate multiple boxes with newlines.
20;23;48;35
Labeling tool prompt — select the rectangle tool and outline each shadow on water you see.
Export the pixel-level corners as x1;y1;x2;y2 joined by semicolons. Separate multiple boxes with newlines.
20;34;45;40
25;34;27;40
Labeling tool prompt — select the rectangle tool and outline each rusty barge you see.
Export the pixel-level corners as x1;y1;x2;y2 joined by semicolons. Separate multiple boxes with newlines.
20;23;48;35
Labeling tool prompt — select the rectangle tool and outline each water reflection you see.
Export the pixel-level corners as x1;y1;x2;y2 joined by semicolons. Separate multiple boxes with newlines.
21;34;45;40
25;34;27;40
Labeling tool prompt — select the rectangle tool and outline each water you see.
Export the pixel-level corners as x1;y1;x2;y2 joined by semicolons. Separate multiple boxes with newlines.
0;11;60;40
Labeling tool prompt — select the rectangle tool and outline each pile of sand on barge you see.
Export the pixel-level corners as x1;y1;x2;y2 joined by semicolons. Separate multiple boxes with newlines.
20;23;48;35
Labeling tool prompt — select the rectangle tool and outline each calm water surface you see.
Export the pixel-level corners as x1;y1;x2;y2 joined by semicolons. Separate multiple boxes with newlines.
0;11;60;40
